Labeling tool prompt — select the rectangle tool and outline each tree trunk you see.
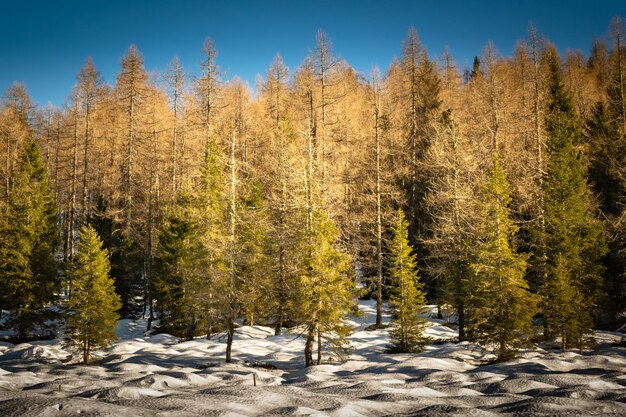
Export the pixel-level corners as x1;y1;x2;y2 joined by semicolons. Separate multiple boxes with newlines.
458;301;466;341
225;129;238;363
304;326;315;367
374;76;384;328
225;320;235;363
186;308;196;341
316;327;322;365
206;291;213;340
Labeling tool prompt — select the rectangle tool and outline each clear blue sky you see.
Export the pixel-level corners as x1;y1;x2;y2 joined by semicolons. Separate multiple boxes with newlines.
1;0;625;107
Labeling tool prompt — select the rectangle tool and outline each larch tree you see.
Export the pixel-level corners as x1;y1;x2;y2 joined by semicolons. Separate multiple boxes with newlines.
1;83;33;200
371;70;386;328
263;53;290;128
311;29;340;182
64;225;121;364
261;58;303;335
265;117;305;335
112;44;151;318
76;58;103;222
386;209;428;353
164;57;185;193
197;38;221;154
424;109;479;340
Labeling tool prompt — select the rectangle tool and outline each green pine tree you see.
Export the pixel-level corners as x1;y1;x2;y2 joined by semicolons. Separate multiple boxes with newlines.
153;141;228;340
469;157;537;361
64;225;121;363
238;178;270;326
194;140;228;340
542;254;591;351
586;38;626;327
387;210;428;354
538;53;607;350
0;136;60;339
153;192;203;339
299;209;355;367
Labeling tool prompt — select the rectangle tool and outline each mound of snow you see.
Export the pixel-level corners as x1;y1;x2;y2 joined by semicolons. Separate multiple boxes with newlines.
147;333;180;344
81;386;166;400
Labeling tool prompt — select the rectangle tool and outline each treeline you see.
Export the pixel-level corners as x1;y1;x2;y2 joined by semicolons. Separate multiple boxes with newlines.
0;19;624;363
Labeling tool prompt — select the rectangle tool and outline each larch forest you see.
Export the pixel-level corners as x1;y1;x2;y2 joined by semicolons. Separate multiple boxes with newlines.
1;19;626;366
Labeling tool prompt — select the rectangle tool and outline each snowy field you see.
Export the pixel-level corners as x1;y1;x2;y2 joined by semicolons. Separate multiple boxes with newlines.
0;300;625;416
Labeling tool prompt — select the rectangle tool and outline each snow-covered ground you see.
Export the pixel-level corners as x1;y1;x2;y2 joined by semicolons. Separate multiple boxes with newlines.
0;300;625;416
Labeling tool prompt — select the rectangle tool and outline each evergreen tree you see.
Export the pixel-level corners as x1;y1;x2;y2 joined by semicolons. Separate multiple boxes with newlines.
585;29;626;327
153;141;227;340
0;136;60;339
392;29;442;300
387;210;428;353
542;254;591;351
470;56;483;82
237;179;270;326
153;192;203;339
195;141;228;340
538;53;606;349
469;157;537;361
109;236;144;318
299;209;354;367
64;225;121;363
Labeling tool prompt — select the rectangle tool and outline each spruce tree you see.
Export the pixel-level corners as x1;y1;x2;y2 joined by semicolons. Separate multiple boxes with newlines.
469;157;537;361
65;225;121;363
153;142;227;340
192;140;227;340
387;210;428;354
153;193;203;339
300;209;354;367
585;35;626;327
538;53;606;349
0;136;60;339
237;179;270;326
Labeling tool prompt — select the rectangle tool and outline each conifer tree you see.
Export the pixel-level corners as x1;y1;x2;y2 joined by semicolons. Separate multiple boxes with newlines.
300;209;354;367
112;45;151;318
152;137;228;341
65;225;121;363
153;192;203;339
585;22;626;326
194;140;228;340
0;136;60;339
386;210;428;353
388;27;442;300
265;117;304;335
237;179;270;326
469;156;537;361
424;109;479;340
538;53;606;349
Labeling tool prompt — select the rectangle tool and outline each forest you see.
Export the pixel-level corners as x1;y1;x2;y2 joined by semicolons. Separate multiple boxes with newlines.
0;17;625;367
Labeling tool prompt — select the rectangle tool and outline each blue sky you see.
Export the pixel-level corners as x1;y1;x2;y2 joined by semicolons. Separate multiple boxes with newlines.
1;0;625;107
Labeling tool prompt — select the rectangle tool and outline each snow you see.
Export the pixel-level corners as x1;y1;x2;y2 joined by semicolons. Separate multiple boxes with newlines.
0;299;624;416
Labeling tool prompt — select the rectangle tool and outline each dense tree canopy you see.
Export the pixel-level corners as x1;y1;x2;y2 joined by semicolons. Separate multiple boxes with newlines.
0;19;624;363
